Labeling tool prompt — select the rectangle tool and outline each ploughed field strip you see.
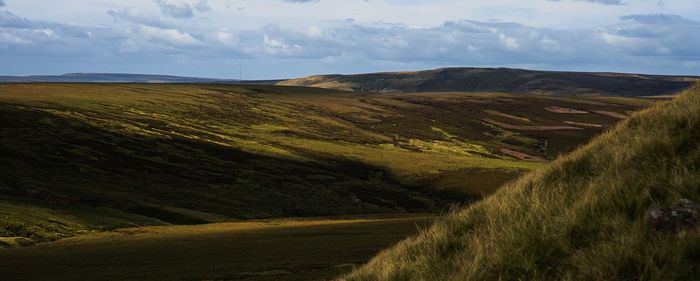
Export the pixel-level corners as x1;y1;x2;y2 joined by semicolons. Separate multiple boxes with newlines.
0;83;650;245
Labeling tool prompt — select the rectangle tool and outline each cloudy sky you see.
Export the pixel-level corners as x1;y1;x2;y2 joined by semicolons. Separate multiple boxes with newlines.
1;0;699;79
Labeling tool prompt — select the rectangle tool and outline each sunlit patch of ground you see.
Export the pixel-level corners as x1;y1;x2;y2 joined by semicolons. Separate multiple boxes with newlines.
483;118;582;131
565;121;604;128
484;109;532;122
592;110;627;119
500;148;547;162
545;106;588;114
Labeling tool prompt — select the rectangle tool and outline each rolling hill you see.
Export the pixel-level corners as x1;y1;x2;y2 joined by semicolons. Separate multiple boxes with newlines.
0;73;231;83
0;83;648;245
278;67;697;96
0;73;282;84
340;83;700;281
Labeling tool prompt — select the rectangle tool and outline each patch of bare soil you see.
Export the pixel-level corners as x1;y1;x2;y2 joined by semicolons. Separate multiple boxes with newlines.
545;106;588;114
500;148;547;162
592;110;627;119
483;118;582;131
484;110;531;122
564;121;604;128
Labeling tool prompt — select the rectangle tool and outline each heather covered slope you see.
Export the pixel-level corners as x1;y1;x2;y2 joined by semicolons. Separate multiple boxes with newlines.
0;83;645;245
278;67;697;96
341;83;700;281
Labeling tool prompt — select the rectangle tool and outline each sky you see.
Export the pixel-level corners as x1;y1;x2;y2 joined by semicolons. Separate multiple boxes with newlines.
1;0;699;79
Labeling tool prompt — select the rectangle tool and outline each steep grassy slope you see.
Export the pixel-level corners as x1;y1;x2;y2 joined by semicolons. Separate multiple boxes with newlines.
341;83;700;281
278;67;696;96
0;84;645;244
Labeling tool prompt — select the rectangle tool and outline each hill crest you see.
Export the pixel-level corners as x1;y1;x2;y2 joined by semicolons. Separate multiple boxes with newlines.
278;67;698;96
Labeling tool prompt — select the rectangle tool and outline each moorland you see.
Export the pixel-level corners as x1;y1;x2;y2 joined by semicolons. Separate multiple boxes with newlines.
341;82;700;281
0;73;689;280
279;67;695;96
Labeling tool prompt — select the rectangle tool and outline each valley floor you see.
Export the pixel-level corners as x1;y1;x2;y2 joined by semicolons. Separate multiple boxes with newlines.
0;214;434;281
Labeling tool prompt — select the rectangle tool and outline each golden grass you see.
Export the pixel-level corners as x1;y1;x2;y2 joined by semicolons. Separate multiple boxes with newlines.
279;136;543;186
278;75;355;91
0;84;643;183
0;83;651;243
58;214;437;244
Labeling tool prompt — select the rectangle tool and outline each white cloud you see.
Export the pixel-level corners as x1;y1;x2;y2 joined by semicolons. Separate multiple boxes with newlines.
305;25;323;38
0;32;29;44
140;25;199;46
153;0;210;19
216;29;235;46
540;35;559;49
548;0;628;5
107;8;172;29
194;0;211;12
499;33;519;50
263;34;301;56
1;1;699;78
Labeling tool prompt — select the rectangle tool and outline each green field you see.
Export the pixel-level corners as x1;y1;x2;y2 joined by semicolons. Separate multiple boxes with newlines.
0;83;649;245
0;214;434;281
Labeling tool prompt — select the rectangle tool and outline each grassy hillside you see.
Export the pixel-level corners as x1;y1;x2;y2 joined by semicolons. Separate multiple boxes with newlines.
0;83;646;244
278;67;696;96
341;83;700;280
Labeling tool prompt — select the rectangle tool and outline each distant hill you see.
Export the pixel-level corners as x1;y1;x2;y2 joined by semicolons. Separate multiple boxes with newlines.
0;73;281;84
341;82;700;281
278;67;698;96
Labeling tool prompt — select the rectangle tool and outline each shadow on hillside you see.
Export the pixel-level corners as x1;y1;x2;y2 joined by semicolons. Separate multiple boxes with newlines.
0;103;466;237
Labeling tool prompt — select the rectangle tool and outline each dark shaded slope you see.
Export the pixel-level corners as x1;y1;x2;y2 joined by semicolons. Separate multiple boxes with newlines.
0;104;440;242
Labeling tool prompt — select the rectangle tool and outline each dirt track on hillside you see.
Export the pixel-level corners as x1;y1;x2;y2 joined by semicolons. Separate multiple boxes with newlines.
592;110;627;119
483;118;582;131
545;106;588;114
500;148;546;162
564;121;604;128
484;110;532;122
